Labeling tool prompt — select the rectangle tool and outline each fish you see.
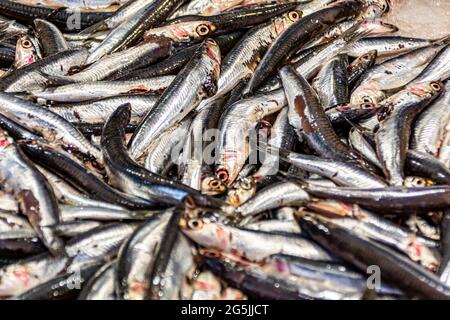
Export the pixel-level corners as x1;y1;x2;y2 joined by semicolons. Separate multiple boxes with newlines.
242;0;364;95
236;181;310;218
374;81;443;186
0;129;64;255
0;48;89;92
33;19;68;57
411;81;450;158
215;89;287;186
298;214;450;299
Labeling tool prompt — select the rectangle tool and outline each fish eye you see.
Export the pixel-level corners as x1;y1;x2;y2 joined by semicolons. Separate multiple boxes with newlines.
415;178;425;186
405;177;426;188
183;195;197;209
187;219;203;230
381;1;390;13
209;179;221;189
361;102;375;110
430;82;442;92
240;180;253;190
196;24;211;36
21;39;32;49
288;11;300;21
362;96;374;104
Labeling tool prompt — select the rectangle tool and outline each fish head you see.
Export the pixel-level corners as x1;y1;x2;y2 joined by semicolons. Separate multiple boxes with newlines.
273;10;302;35
407;81;444;98
161;20;218;42
351;50;378;71
360;0;390;19
350;84;385;107
14;35;37;69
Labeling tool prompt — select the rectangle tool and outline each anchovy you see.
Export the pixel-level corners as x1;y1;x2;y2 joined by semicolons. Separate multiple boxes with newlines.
408;42;450;84
144;115;192;175
305;184;450;212
0;0;112;31
54;220;103;237
14;263;100;300
312;54;349;111
33;19;68;57
236;181;310;218
129;39;221;160
347;49;377;86
411;81;450;157
202;254;369;300
252;107;296;184
406;150;450;186
0;42;15;67
78;261;116;300
25;0;128;10
306;19;398;48
0;15;28;41
80;0;160;35
180;217;333;262
280;66;374;169
375;81;443;186
14;35;38;69
50;39;173;83
298;215;450;299
180;97;225;190
292;22;371;80
114;31;243;80
31;76;173;102
304;206;440;270
345;36;438;58
0;92;102;164
168;3;299;36
147;225;195;299
37;165;127;210
215;89;286;186
0;130;64;255
101;103;231;212
0;48;88;92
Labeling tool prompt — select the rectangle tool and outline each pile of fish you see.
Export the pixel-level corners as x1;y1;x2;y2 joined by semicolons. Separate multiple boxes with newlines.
0;0;449;300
